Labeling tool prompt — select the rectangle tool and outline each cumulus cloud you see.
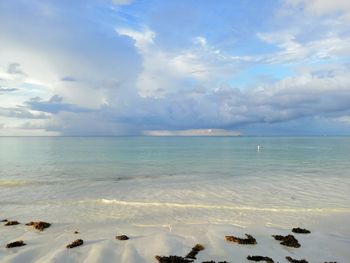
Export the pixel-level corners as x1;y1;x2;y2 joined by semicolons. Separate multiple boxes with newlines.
116;27;155;51
117;64;350;133
286;0;350;21
257;31;350;64
116;27;249;98
38;64;348;136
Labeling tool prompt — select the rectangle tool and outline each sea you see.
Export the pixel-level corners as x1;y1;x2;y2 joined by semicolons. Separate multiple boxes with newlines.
1;136;349;228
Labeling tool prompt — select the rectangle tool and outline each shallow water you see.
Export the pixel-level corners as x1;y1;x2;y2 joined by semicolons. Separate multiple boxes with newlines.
0;136;350;226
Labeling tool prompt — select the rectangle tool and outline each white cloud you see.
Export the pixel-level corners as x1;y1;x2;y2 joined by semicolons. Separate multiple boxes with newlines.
257;31;350;64
334;116;350;124
286;0;350;20
116;27;155;51
193;36;207;48
143;129;241;136
116;27;248;98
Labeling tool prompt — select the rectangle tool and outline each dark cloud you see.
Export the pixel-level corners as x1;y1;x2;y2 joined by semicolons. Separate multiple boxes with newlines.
45;70;350;136
19;122;46;130
26;95;96;114
0;87;18;92
7;63;24;75
61;76;77;82
0;106;50;119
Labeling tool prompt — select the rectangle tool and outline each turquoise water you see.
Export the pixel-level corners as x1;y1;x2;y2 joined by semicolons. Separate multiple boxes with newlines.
1;136;349;179
0;137;350;226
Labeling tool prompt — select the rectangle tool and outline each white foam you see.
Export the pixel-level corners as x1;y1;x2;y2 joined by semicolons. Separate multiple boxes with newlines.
97;199;350;213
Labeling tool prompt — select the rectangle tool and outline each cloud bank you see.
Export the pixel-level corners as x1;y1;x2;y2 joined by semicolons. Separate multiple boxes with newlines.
1;0;350;136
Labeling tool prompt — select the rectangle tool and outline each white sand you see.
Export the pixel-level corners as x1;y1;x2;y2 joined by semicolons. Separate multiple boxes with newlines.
0;212;349;263
1;169;350;262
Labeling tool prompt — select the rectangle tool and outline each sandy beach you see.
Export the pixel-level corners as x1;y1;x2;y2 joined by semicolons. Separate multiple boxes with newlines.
1;215;349;262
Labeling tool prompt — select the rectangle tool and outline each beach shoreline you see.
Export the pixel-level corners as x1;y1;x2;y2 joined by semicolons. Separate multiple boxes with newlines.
1;211;349;262
1;137;350;262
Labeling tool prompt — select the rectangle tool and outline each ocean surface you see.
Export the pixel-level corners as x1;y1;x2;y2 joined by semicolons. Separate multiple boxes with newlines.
1;136;349;229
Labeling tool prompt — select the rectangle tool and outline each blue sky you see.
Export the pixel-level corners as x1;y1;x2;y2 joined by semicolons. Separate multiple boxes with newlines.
1;0;350;136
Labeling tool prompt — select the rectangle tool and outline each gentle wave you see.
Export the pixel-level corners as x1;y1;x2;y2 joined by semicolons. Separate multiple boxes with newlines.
2;198;349;213
0;179;35;187
0;179;64;187
83;199;350;213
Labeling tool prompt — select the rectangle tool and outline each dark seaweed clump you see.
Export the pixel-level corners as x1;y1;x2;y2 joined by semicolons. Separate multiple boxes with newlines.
26;221;51;231
292;227;311;234
247;255;274;263
66;239;83;249
155;255;193;263
6;240;26;248
116;235;129;240
185;244;205;259
272;234;300;248
5;220;20;226
286;256;308;263
225;234;257;245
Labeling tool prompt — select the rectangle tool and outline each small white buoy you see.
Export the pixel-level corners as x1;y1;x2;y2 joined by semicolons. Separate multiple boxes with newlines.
257;145;260;152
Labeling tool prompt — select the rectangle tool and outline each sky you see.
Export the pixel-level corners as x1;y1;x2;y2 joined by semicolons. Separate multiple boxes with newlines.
1;0;350;136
